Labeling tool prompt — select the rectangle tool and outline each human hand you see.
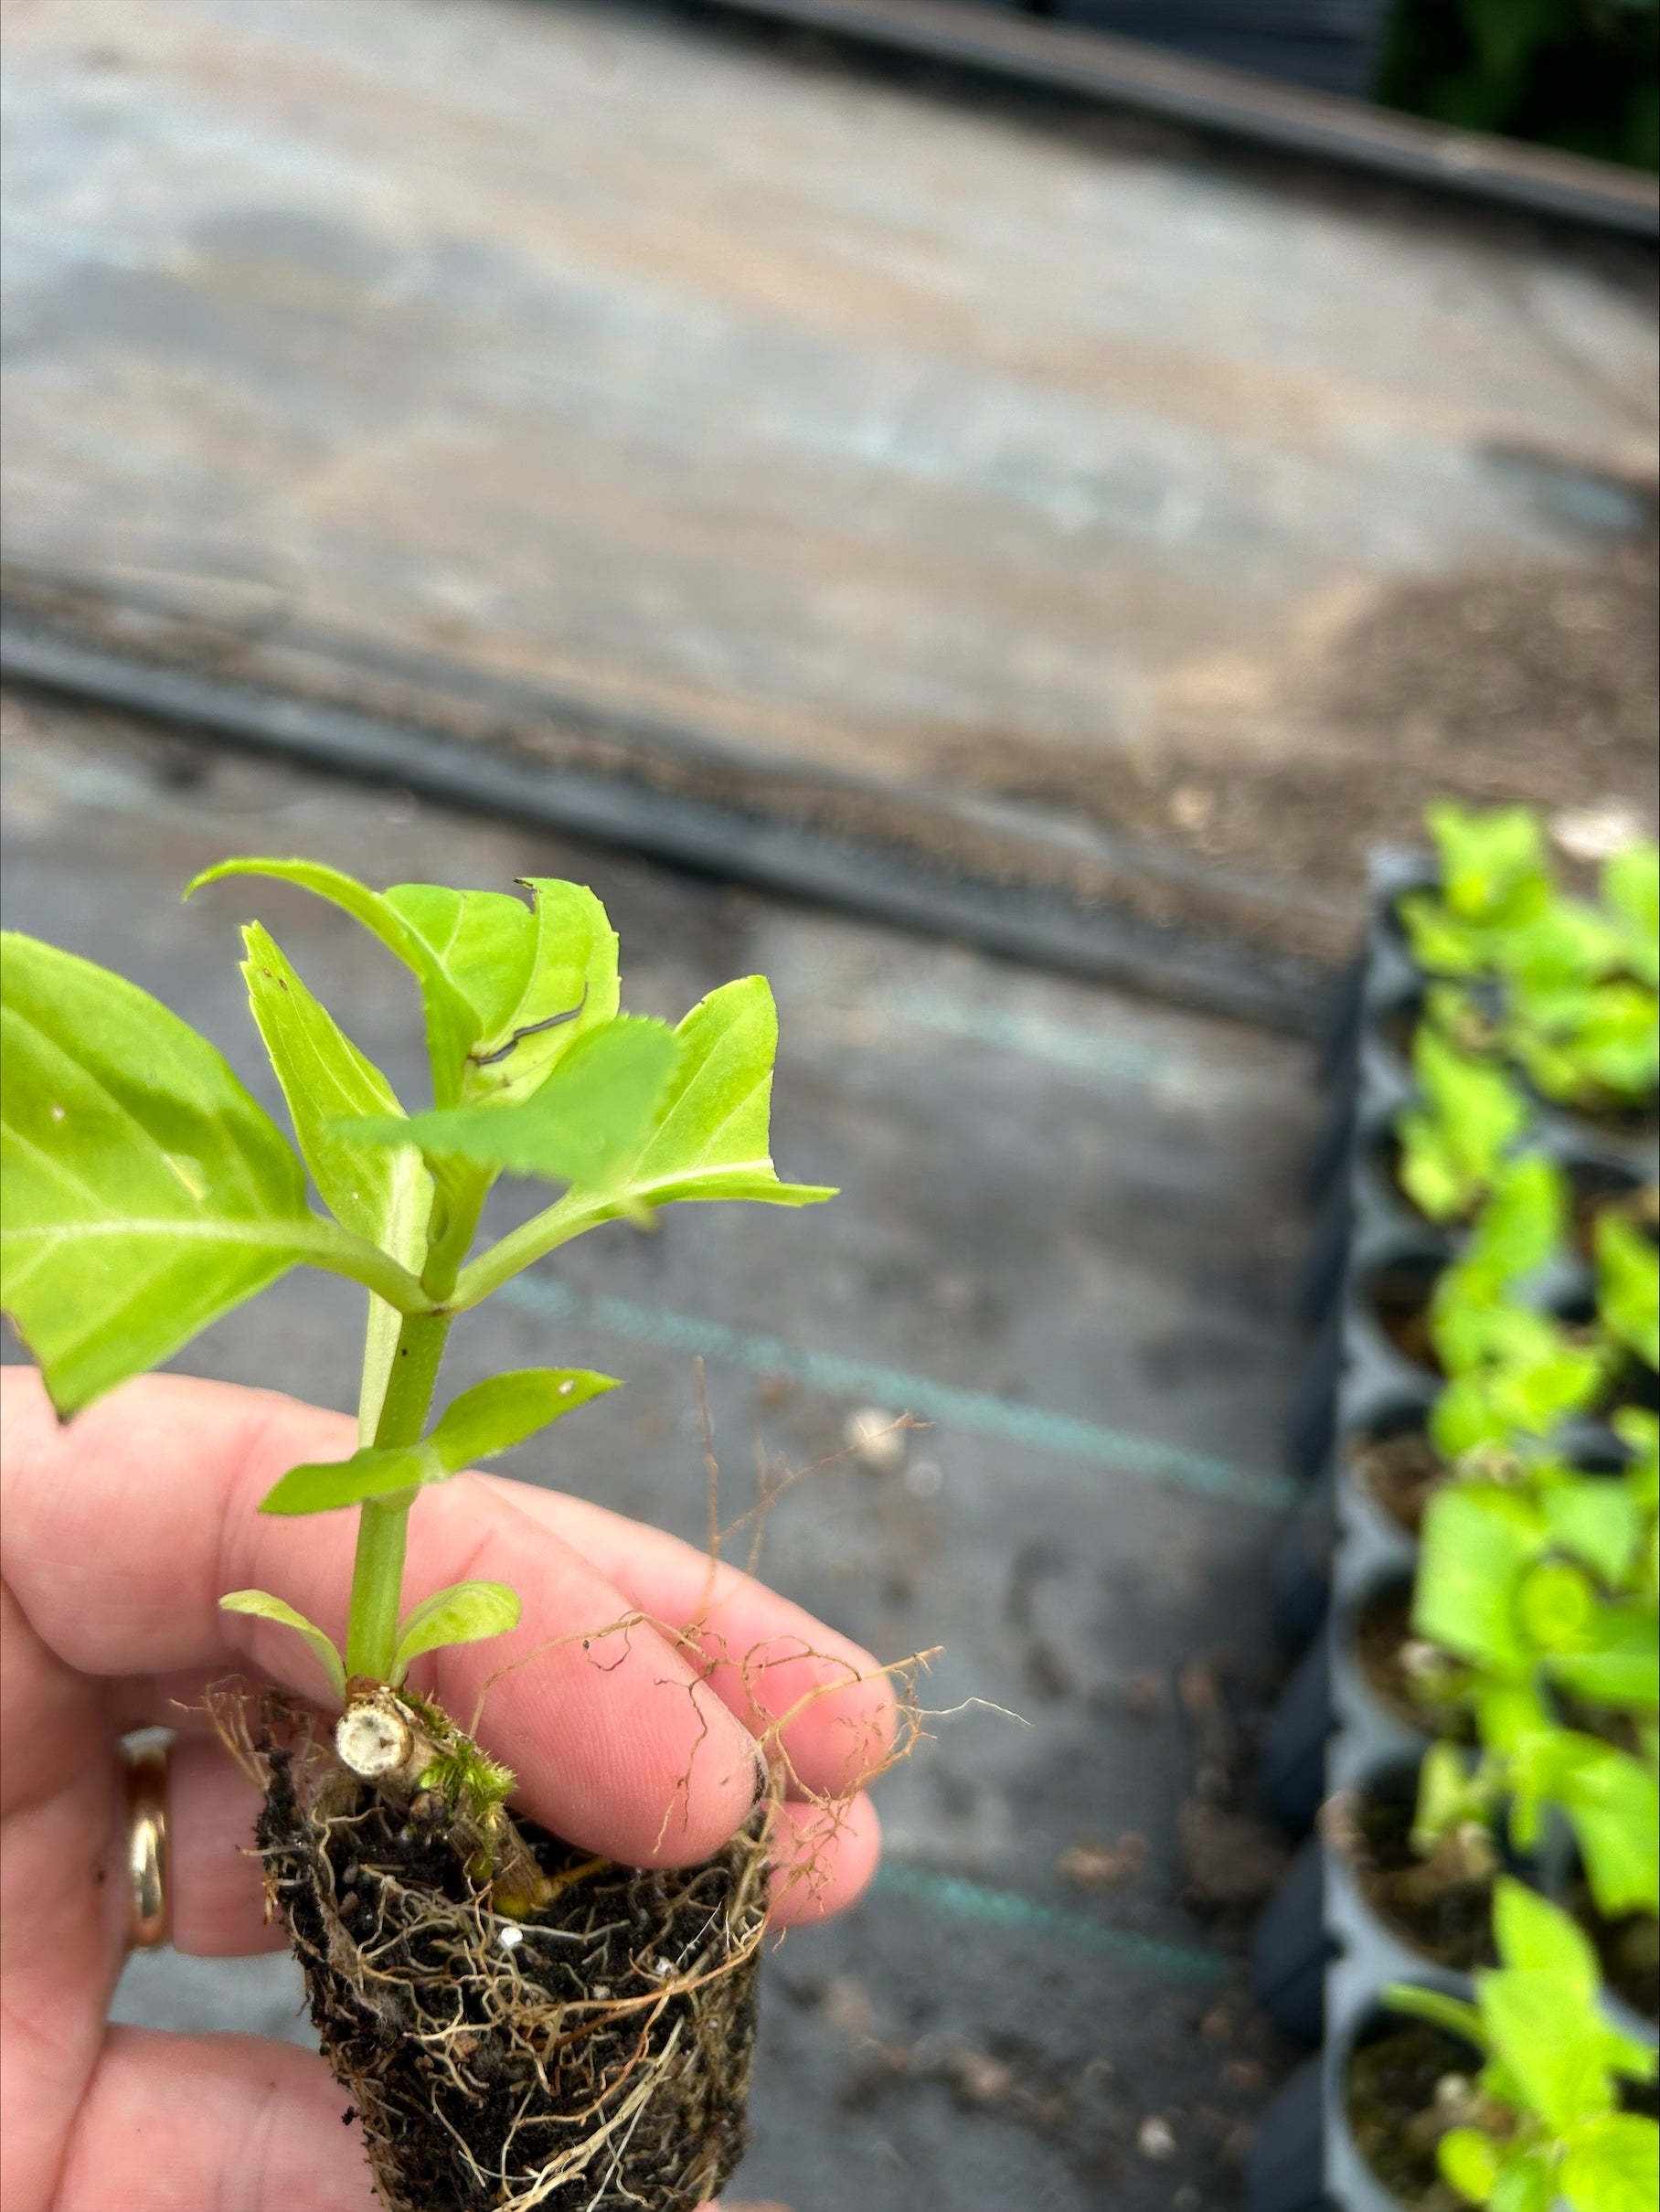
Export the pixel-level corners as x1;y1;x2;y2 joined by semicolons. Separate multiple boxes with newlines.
1;1367;891;2211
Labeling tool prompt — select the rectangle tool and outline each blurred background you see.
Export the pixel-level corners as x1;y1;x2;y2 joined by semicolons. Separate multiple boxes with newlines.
2;1;1655;2206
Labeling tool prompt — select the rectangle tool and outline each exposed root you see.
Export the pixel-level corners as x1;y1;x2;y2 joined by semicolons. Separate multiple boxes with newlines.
241;1690;766;2212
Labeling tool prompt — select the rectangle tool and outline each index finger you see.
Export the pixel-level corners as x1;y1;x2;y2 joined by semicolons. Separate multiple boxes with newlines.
480;1479;899;1801
0;1367;760;1865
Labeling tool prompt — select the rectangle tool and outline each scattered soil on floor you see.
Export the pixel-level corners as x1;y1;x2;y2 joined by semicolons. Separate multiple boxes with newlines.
1177;1803;1289;1916
938;528;1660;954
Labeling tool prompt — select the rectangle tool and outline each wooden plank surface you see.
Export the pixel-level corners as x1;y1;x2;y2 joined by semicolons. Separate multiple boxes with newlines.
4;0;1655;967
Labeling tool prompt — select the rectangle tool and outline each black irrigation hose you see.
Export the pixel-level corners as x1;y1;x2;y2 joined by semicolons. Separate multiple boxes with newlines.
691;0;1660;239
0;615;1328;1037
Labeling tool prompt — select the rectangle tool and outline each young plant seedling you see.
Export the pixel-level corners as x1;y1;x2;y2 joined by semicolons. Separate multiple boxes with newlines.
1424;1154;1612;1460
1398;805;1660;1113
1396;803;1553;976
1410;1473;1659;1921
1500;845;1660;1114
1384;1879;1657;2212
1397;1022;1528;1225
0;860;835;2210
1424;1153;1609;1463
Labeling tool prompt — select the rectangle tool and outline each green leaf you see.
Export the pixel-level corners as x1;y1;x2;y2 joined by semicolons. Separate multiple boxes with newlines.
1426;802;1550;927
429;1367;621;1464
1491;1877;1599;1994
342;1016;679;1189
1398;1111;1475;1224
260;1442;436;1515
1398;888;1495;978
1599;1213;1659;1373
451;976;837;1307
1514;1732;1659;1918
1498;899;1631;997
261;1367;618;1514
0;933;416;1415
186;858;479;1109
1612;1409;1659;1508
1560;2113;1660;2212
1401;1027;1528;1223
1602;845;1660;990
1420;1026;1529;1154
391;1579;520;1684
383;878;620;1105
1431;1282;1554;1381
1430;1309;1607;1455
1474;1678;1554;1760
1516;981;1660;1115
1415;1485;1544;1673
1545;1604;1660;1709
1384;1982;1487;2047
1461;1154;1568;1292
240;924;431;1257
1516;1561;1597;1651
241;925;436;1437
218;1590;346;1698
1486;2150;1553;2212
594;976;838;1212
1413;1738;1492;1852
638;974;835;1200
1479;1970;1612;2133
1540;1479;1643;1590
1438;2126;1503;2207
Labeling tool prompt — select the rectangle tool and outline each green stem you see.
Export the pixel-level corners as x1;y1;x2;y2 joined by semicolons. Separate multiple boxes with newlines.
345;1497;414;1685
345;1307;452;1679
299;1218;432;1314
449;1188;625;1312
342;1168;490;1681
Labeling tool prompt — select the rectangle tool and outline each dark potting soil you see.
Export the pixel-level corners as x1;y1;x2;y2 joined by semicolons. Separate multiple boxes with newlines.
1556;1688;1647;1762
1368;1265;1445;1377
1349;1425;1447;1537
256;1733;767;2212
1600;1351;1660;1420
1346;1795;1498;1973
1545;1090;1660;1144
1346;2022;1476;2212
1355;1588;1471;1742
1569;1162;1649;1260
1376;996;1422;1068
1566;1875;1660;2026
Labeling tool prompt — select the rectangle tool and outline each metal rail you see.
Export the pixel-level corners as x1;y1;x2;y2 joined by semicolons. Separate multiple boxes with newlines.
694;0;1660;238
0;614;1328;1036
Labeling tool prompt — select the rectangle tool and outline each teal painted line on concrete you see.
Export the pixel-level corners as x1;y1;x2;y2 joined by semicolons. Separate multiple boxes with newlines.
873;1862;1228;1983
495;1272;1293;1510
889;984;1175;1089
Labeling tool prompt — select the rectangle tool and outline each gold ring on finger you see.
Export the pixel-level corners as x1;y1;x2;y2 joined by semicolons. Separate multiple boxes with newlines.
122;1737;171;1951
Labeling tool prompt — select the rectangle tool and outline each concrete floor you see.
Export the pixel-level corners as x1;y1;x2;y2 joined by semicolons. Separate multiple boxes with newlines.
4;688;1316;2208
